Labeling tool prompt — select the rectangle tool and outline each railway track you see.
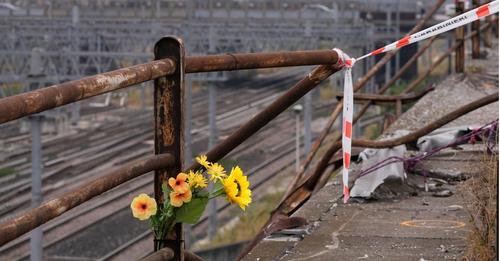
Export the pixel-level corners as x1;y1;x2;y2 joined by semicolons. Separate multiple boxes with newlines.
48;114;302;261
1;94;346;260
0;69;310;259
0;69;299;218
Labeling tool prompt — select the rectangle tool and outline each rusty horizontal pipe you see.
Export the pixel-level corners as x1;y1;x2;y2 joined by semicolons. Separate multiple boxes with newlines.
0;59;175;124
334;87;434;105
185;50;339;73
187;62;342;171
0;50;343;125
0;153;175;247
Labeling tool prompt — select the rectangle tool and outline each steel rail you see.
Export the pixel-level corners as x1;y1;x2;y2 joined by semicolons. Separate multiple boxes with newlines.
0;153;175;247
0;49;339;125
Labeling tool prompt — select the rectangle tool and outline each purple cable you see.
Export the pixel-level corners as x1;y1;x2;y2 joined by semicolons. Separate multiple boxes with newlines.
357;119;499;179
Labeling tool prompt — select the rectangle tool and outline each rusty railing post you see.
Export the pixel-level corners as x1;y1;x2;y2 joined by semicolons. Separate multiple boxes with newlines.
494;14;499;38
472;0;481;58
455;0;465;72
153;36;185;261
483;15;492;47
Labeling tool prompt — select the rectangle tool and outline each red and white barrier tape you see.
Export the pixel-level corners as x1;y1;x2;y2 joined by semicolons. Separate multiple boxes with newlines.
336;0;498;203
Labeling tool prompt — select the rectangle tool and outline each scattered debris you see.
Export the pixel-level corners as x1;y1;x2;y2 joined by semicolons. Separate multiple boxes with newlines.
350;131;409;199
432;189;453;197
446;205;463;211
417;126;477;152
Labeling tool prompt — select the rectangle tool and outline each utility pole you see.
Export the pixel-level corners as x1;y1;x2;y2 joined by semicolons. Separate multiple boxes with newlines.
293;105;303;172
395;2;401;74
455;0;465;73
206;13;219;241
385;7;392;84
29;48;44;261
207;82;217;240
471;0;481;59
184;0;194;248
447;33;453;75
303;91;312;154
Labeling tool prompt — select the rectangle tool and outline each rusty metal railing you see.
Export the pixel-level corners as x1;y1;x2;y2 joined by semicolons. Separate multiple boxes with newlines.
0;1;497;260
0;154;175;246
0;49;338;124
0;37;342;257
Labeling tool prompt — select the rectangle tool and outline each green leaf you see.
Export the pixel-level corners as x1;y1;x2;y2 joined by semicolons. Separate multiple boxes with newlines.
174;196;209;224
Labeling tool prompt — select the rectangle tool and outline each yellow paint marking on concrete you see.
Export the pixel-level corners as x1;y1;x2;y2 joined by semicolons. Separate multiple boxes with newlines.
400;219;466;229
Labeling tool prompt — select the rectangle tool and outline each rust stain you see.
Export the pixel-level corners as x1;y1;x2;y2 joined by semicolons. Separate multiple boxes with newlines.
25;92;42;112
161;80;175;146
55;92;64;106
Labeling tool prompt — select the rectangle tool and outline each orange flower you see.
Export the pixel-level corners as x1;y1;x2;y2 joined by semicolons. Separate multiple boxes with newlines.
130;193;157;221
168;173;189;193
170;189;192;207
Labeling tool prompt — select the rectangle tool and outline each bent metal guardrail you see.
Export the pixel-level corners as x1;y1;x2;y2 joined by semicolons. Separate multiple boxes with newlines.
0;37;343;257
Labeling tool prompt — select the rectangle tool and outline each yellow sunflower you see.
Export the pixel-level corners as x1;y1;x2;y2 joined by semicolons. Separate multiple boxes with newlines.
130;193;157;220
207;162;227;182
196;155;211;169
222;166;252;210
187;170;207;189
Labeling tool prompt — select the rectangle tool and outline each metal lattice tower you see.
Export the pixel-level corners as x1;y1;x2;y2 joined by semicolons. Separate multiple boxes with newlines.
0;0;434;88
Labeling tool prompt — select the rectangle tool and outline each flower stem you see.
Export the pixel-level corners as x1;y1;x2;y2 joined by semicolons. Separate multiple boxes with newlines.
209;188;224;199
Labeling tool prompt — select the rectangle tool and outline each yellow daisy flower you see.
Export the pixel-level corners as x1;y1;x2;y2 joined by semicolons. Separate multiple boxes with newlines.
207;162;227;182
130;193;157;220
196;155;211;169
187;170;207;189
222;166;252;210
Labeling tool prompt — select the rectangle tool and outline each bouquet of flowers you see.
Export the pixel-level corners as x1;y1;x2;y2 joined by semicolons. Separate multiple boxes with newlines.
130;155;252;250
